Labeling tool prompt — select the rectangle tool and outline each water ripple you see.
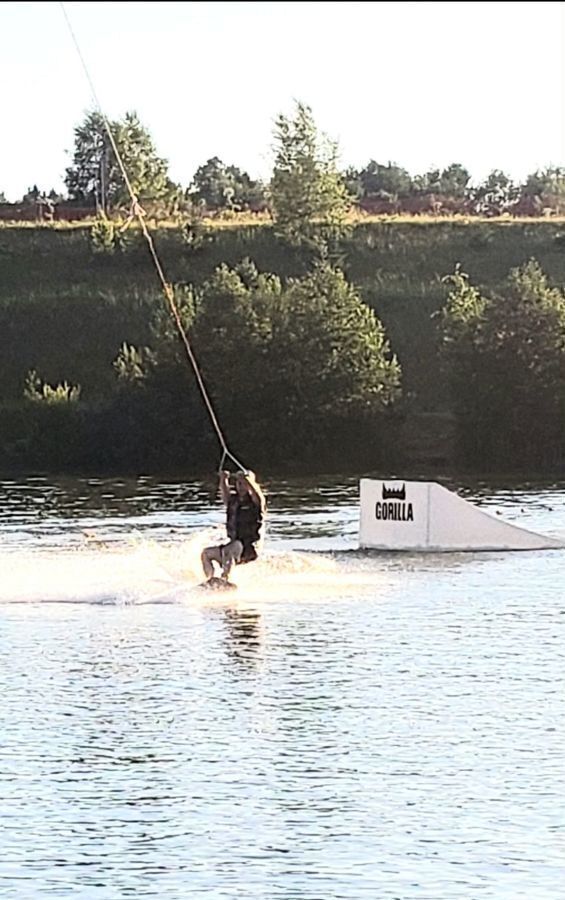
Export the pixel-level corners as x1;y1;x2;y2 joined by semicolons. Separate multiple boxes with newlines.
0;476;564;897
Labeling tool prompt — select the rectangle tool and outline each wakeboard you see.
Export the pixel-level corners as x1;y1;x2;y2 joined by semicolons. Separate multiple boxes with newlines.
199;576;237;591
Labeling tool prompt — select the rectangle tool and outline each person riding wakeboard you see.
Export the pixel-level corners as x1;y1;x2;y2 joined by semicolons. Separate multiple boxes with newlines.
201;469;266;584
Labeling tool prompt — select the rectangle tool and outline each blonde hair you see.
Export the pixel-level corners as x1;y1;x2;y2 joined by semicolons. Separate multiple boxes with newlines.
237;469;266;514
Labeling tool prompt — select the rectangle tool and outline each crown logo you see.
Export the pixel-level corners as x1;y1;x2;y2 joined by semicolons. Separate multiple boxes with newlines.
382;483;406;501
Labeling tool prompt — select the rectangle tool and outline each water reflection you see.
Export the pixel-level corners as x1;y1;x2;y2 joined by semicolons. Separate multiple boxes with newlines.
220;607;263;671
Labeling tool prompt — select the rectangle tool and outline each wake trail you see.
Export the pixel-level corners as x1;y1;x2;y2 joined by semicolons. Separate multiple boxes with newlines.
0;529;383;606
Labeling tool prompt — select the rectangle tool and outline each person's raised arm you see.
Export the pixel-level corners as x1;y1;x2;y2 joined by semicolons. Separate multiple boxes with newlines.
219;471;231;506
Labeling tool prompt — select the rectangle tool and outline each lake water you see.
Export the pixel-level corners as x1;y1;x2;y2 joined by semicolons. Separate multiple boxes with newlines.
1;475;564;899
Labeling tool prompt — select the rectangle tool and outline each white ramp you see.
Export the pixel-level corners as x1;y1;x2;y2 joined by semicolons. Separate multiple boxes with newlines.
359;479;564;552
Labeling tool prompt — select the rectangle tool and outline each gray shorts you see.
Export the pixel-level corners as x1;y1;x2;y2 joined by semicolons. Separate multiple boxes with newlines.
201;539;243;578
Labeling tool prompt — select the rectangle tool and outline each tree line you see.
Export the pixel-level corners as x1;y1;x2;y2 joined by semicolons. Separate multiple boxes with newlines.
2;101;565;474
3;219;565;473
3;102;565;219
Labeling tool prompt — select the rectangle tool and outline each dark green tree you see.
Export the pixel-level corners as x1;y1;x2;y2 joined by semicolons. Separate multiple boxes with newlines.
270;263;400;414
65;111;112;209
189;157;235;210
22;184;41;204
189;157;266;211
226;165;266;210
343;166;362;201
358;161;413;200
438;261;565;466
413;165;470;198
146;259;400;464
184;261;400;461
270;101;350;241
413;168;441;195
520;166;565;213
438;163;471;198
65;110;176;211
469;169;518;216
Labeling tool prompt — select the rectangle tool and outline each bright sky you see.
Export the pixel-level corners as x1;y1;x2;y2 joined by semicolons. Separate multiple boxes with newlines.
1;1;564;200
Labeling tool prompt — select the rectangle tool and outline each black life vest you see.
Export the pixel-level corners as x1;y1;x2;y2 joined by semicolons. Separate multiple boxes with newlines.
227;493;263;549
